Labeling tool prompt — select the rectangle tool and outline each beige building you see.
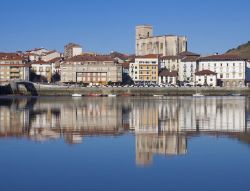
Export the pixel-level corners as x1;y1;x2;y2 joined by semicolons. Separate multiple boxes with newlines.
0;53;30;84
31;60;52;82
129;54;159;84
61;54;122;84
135;25;187;56
64;43;82;58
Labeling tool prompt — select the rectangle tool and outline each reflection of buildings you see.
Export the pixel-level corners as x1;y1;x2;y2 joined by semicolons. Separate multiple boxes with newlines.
131;97;247;133
0;96;250;164
136;134;187;166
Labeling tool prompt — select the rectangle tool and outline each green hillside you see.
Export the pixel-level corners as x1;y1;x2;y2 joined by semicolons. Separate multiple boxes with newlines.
226;41;250;60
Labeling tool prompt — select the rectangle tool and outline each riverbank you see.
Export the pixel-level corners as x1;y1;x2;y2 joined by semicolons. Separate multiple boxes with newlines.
23;84;250;96
1;83;250;96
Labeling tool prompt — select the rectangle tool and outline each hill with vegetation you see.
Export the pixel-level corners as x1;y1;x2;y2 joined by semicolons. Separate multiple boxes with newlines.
226;41;250;60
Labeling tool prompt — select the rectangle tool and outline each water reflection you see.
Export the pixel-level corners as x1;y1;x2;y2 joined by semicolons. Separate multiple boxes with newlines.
0;96;250;165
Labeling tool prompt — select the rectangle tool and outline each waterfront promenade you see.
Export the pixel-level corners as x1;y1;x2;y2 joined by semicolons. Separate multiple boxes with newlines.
10;83;250;96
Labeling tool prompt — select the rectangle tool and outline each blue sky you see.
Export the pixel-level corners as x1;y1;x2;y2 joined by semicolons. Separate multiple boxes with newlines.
0;0;249;55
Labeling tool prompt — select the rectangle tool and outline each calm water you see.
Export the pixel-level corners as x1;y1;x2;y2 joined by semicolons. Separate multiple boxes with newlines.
0;96;250;191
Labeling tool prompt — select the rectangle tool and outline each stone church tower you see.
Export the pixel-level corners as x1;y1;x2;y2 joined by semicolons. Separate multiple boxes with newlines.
135;25;187;56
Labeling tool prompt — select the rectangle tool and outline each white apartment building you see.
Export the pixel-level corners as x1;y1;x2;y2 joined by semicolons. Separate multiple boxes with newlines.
129;54;159;84
198;54;246;87
179;55;200;82
160;51;200;83
64;43;82;58
195;70;217;87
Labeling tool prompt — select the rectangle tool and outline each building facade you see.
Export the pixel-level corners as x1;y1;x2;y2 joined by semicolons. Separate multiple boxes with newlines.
198;54;246;87
31;60;52;82
64;43;82;58
195;70;217;87
135;25;187;56
158;69;178;85
61;55;122;84
0;53;30;84
129;54;159;84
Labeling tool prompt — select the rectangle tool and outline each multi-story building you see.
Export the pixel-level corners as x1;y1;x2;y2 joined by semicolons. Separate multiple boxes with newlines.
135;25;187;56
198;54;246;87
0;53;30;84
31;60;52;82
178;52;200;82
61;54;122;84
129;54;159;84
64;43;82;58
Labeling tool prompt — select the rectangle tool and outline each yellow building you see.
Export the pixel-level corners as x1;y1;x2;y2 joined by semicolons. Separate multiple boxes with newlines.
0;53;30;84
129;54;159;84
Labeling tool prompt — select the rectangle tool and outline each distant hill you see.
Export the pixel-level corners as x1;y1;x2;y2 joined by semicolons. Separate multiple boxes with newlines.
226;41;250;60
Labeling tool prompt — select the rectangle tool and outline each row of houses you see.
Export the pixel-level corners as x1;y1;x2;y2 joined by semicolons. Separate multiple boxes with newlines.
128;52;248;87
0;42;249;87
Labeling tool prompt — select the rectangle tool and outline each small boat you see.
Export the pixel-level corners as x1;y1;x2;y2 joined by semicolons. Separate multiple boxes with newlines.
72;93;82;97
153;94;163;97
193;93;204;97
88;93;102;97
108;94;117;97
231;93;242;96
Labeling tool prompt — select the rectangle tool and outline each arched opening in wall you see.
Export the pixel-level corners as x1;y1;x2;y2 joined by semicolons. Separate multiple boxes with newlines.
239;81;243;87
17;84;28;95
226;81;230;87
233;81;236;87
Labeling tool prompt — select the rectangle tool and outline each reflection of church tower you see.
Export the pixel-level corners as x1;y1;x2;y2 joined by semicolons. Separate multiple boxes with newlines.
135;134;187;166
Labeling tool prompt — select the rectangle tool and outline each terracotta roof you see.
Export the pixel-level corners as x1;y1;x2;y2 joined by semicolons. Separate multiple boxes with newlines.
198;54;245;61
48;57;62;63
181;56;200;62
195;70;217;76
161;55;181;60
136;54;159;59
64;43;81;48
31;60;49;65
0;53;23;61
178;51;200;57
45;50;57;55
0;63;30;67
66;55;115;62
159;69;178;77
121;62;130;69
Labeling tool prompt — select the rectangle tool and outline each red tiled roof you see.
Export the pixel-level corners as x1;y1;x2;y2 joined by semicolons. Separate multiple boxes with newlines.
161;55;181;60
195;70;216;76
121;62;130;69
198;54;245;61
48;57;62;63
0;53;23;61
0;63;30;67
66;55;115;62
181;56;200;62
178;51;200;57
32;60;49;65
64;43;81;48
136;54;160;59
159;69;178;77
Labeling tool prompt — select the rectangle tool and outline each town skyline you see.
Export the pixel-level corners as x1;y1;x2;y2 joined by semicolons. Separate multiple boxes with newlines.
1;0;250;55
